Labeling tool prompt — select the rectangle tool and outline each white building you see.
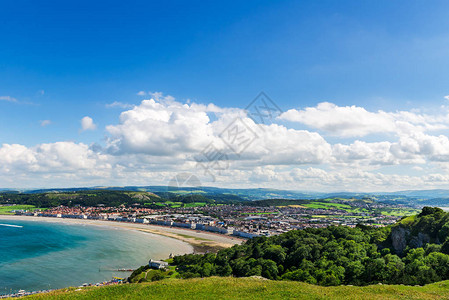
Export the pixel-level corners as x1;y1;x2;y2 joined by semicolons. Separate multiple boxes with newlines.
148;259;168;269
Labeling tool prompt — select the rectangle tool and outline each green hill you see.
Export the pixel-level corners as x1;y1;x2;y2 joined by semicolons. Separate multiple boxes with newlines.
22;207;449;298
25;277;449;299
390;207;449;254
167;207;449;286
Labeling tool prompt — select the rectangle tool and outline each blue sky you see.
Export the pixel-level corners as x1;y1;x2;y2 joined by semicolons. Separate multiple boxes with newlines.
2;1;449;190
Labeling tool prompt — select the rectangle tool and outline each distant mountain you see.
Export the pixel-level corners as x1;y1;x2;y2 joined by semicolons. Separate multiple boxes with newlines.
4;186;449;205
2;186;327;201
378;189;449;199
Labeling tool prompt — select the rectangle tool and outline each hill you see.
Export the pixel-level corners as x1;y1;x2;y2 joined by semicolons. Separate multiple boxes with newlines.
390;207;449;254
0;190;244;208
168;207;449;286
7;185;449;205
25;277;449;299
21;208;449;299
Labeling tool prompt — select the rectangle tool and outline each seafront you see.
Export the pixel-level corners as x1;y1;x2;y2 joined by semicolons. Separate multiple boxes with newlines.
0;215;243;253
1;207;244;296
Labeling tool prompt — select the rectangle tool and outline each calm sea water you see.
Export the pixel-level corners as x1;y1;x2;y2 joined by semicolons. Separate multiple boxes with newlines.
0;218;191;295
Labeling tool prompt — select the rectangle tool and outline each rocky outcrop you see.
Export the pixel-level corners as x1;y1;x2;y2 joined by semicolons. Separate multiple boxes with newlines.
409;232;430;249
391;226;409;255
391;226;431;254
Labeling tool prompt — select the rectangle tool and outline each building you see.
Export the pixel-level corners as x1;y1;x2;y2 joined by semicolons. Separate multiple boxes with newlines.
148;259;168;270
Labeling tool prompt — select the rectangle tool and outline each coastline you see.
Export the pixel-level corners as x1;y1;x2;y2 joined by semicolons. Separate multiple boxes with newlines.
0;215;243;253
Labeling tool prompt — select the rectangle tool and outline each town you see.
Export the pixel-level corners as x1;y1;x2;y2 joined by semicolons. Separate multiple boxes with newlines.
13;198;418;239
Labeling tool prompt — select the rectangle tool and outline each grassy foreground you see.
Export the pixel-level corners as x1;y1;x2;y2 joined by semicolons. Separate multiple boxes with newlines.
26;277;449;300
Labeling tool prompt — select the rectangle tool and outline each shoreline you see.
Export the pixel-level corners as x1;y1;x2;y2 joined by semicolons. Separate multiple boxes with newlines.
0;215;243;253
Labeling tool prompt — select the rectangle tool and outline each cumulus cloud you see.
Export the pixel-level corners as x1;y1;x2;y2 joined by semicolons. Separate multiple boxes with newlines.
280;102;446;137
105;98;332;168
106;99;222;156
81;116;97;131
3;94;449;190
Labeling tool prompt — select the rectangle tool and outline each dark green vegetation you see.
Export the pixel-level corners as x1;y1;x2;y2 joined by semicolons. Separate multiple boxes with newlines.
26;277;449;300
392;207;449;253
171;208;449;286
0;190;241;208
0;191;159;208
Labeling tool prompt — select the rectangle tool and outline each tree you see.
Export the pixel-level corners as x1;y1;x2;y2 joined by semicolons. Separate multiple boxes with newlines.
201;263;214;277
345;261;365;284
263;245;286;264
260;259;278;280
384;254;404;282
419;207;444;217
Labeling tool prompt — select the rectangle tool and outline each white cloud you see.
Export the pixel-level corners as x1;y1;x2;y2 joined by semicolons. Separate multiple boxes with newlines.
0;96;17;102
279;102;446;137
40;120;51;127
148;91;175;102
3;94;449;190
137;91;146;96
81;116;97;131
105;98;332;167
106;99;214;156
0;142;112;187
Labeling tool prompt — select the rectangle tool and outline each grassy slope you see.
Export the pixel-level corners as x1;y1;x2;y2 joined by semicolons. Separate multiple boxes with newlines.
0;205;38;215
26;277;449;300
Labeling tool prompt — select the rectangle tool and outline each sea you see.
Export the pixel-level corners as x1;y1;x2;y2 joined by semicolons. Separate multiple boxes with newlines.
0;218;192;295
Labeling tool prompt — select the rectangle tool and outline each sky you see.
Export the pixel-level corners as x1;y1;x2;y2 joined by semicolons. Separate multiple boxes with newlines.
2;0;449;191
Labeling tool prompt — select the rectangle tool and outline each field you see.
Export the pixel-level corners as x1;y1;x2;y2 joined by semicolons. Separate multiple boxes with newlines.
25;277;449;300
0;205;41;215
299;199;419;217
303;201;352;210
147;201;209;208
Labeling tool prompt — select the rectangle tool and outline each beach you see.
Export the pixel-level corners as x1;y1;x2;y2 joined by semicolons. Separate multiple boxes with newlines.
0;213;244;294
2;215;224;295
0;215;243;253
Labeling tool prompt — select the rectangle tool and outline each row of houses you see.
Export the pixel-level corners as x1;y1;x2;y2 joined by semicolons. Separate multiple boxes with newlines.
18;211;261;239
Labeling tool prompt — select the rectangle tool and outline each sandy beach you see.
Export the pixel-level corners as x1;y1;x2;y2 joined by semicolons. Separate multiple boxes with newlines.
0;215;243;253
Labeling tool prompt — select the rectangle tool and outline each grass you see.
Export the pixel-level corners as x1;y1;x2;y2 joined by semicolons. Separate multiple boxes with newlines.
25;277;449;300
303;202;352;210
175;233;210;241
0;205;42;215
379;208;419;217
184;202;207;207
300;200;418;218
399;215;417;225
